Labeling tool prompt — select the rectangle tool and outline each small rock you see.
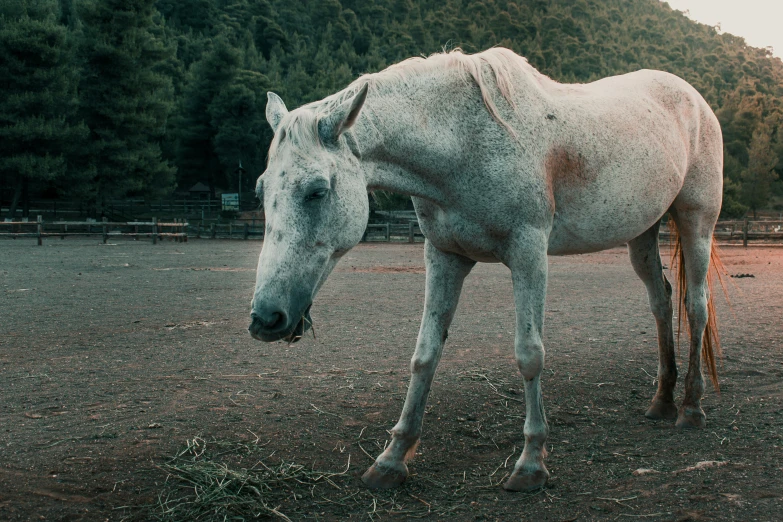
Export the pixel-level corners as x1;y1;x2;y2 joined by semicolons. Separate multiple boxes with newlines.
633;468;659;476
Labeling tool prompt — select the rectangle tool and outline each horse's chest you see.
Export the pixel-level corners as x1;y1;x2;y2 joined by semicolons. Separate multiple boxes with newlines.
414;203;505;263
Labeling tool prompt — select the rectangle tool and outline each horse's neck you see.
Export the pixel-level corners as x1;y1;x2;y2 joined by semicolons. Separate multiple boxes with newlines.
348;66;550;205
350;75;472;205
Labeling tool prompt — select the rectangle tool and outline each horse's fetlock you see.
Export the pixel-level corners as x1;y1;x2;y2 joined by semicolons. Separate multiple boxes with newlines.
523;425;549;442
391;426;420;443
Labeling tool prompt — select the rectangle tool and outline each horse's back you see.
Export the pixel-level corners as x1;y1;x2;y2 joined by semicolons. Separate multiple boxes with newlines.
545;69;721;255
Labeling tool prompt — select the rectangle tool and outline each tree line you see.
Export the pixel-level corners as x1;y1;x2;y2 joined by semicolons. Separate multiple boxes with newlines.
2;0;782;218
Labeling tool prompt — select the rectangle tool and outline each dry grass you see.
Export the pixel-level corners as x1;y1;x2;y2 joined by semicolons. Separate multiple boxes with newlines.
151;436;439;521
154;437;349;520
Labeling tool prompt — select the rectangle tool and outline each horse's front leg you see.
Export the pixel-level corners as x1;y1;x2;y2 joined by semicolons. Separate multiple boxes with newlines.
362;241;474;489
504;230;550;491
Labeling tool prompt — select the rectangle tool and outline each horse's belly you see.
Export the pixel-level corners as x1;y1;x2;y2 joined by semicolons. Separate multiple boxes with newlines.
547;176;679;255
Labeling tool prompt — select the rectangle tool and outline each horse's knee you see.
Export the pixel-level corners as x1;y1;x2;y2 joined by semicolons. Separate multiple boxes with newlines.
515;339;545;380
410;349;438;374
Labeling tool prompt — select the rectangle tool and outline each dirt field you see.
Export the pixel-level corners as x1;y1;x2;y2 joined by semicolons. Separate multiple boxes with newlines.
1;239;781;521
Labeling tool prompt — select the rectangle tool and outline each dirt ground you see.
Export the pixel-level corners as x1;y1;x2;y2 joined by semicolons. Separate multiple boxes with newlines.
1;238;781;521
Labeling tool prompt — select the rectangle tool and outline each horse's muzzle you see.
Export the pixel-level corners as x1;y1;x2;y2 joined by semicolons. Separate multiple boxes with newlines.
248;304;312;343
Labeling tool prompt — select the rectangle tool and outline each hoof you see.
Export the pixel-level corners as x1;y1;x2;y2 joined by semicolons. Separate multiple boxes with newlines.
503;466;549;492
645;399;678;420
676;407;706;429
361;461;408;489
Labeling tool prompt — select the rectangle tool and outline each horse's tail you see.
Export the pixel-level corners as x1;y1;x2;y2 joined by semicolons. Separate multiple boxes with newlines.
667;220;728;392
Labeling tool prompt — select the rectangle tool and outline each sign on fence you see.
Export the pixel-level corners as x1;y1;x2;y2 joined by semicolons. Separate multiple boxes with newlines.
222;193;239;211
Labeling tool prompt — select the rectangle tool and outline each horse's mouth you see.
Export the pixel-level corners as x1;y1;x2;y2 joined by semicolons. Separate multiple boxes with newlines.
282;308;313;344
250;305;313;344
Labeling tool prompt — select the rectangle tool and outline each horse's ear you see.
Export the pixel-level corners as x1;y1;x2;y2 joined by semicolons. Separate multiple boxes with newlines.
266;92;288;132
318;83;369;144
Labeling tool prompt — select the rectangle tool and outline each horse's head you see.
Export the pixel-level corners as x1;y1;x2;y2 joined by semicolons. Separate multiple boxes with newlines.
249;85;370;342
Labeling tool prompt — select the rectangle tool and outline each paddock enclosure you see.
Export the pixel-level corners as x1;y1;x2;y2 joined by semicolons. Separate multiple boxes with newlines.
0;240;781;520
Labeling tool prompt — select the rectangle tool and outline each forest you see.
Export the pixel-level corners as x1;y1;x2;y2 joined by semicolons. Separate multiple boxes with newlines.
2;0;783;218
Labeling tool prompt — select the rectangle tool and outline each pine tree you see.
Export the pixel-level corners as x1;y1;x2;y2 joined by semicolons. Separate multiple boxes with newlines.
741;125;780;218
174;40;240;196
174;39;270;196
0;0;87;218
77;0;176;207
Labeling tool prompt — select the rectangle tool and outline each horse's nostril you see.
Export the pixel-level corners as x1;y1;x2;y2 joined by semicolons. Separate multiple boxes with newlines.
267;312;284;330
251;304;287;332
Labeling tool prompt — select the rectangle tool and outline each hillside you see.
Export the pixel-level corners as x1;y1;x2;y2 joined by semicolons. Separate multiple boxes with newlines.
2;0;782;217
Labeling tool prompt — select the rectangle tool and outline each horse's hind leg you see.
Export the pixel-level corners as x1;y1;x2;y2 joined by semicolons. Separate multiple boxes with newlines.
671;211;715;429
628;221;678;420
362;241;474;489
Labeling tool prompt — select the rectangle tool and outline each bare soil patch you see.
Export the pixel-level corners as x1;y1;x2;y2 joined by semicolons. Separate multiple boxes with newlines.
1;240;781;520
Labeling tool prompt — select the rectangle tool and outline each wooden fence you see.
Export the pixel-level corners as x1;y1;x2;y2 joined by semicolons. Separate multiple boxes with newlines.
659;218;783;247
3;217;782;246
0;217;187;245
187;221;426;243
191;222;263;240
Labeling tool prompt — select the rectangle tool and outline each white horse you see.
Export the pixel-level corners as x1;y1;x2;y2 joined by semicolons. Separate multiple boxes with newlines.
249;48;723;491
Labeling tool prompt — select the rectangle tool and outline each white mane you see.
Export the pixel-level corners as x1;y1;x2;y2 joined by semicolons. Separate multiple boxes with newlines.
269;47;537;159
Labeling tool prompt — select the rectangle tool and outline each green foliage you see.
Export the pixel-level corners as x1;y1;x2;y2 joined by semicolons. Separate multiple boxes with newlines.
4;0;783;214
373;191;412;211
76;0;176;204
0;0;87;217
174;40;271;197
740;125;780;217
159;0;783;213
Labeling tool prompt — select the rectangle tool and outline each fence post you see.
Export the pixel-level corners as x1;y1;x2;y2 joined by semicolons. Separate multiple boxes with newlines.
183;221;188;243
244;222;249;240
385;223;390;242
742;217;749;248
229;222;233;239
210;223;216;239
102;217;108;244
408;221;414;243
196;223;201;239
37;215;42;246
152;217;158;245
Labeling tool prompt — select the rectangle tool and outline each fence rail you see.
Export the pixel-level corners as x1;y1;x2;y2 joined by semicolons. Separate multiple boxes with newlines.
659;218;783;247
0;217;187;245
186;221;426;243
3;217;782;246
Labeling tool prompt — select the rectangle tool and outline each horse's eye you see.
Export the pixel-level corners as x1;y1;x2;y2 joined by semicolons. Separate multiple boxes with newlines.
306;188;328;201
